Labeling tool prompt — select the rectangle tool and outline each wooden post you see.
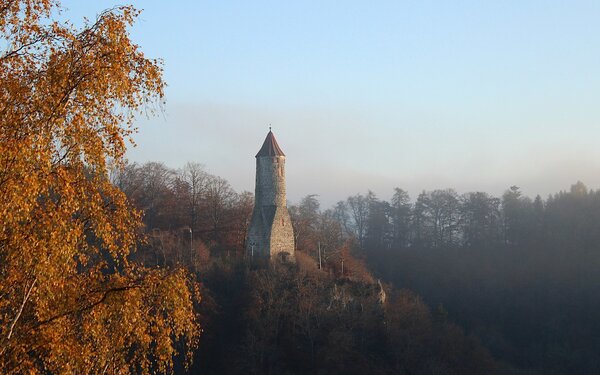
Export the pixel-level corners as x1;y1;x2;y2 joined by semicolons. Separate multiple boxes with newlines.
318;241;322;270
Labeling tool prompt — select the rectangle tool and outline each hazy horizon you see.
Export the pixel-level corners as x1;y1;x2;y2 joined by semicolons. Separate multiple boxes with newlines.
127;101;600;207
62;1;600;206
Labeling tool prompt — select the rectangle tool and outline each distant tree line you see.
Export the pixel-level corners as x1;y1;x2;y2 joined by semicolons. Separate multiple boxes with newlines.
326;185;550;251
111;161;253;253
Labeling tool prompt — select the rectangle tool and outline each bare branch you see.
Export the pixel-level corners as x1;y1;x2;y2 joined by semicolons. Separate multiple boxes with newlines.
6;278;37;340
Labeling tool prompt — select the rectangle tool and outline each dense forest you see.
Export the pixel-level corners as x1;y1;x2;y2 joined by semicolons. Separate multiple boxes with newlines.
116;160;600;374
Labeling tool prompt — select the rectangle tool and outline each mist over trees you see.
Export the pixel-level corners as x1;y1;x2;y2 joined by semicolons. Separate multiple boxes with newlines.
111;158;600;374
333;182;600;374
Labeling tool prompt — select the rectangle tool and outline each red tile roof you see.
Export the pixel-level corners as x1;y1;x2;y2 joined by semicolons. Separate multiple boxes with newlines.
256;130;285;157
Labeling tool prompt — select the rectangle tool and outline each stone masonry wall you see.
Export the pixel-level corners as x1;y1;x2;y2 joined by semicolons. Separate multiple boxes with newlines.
268;206;295;261
255;156;286;207
246;154;295;260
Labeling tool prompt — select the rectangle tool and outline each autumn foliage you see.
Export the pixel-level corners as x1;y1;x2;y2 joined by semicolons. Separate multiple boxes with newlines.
0;1;199;373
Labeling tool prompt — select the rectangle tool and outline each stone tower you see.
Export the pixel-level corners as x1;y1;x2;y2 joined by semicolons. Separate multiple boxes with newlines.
246;130;295;261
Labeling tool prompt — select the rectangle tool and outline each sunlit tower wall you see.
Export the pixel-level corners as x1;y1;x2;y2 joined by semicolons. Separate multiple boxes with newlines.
246;130;295;261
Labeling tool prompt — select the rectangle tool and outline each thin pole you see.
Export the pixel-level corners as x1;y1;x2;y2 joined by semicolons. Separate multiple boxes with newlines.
318;241;322;270
189;228;193;266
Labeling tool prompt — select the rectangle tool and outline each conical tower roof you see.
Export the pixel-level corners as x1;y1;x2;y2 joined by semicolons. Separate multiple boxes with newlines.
256;130;285;157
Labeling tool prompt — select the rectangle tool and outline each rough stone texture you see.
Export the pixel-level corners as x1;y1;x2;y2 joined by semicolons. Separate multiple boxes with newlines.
246;133;295;261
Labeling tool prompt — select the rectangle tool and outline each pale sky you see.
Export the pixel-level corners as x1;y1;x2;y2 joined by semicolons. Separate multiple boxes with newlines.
62;1;600;206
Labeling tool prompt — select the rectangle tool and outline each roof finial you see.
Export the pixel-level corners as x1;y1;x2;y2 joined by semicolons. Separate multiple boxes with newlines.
269;124;272;132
